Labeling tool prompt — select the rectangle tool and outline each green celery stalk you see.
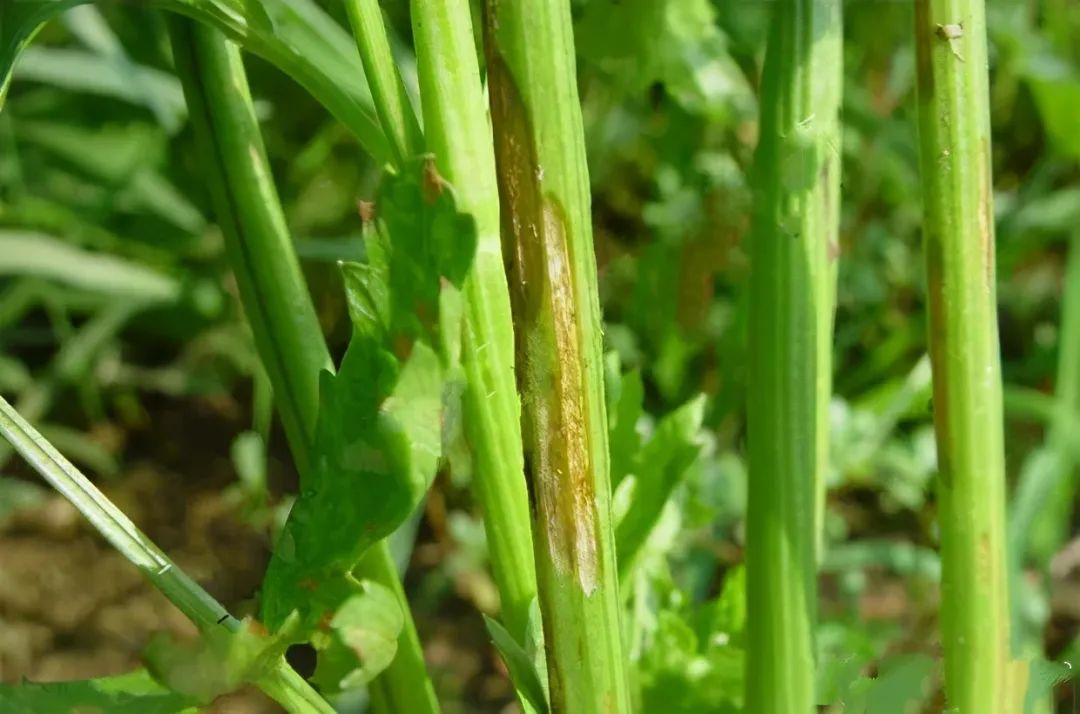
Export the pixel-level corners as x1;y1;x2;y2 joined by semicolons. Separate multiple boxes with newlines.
744;1;843;712
483;1;630;711
407;0;538;646
914;0;1013;710
166;19;438;713
343;0;424;167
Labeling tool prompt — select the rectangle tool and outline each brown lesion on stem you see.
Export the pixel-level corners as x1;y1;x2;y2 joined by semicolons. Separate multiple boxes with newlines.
484;22;600;597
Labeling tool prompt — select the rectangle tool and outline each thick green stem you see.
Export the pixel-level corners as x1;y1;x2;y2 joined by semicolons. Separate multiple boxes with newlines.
0;396;333;714
167;20;327;476
483;2;629;711
343;0;423;168
744;1;842;712
167;19;438;713
914;1;1013;710
408;0;538;646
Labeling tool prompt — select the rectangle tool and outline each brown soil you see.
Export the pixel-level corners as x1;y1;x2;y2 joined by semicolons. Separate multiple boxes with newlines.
0;396;517;713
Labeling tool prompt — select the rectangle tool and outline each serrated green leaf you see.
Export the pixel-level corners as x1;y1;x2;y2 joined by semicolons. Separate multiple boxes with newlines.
0;669;198;714
311;580;404;694
259;341;441;629
260;158;475;633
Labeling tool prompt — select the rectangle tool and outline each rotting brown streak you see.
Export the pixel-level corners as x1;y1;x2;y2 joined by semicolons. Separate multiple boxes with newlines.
484;20;600;598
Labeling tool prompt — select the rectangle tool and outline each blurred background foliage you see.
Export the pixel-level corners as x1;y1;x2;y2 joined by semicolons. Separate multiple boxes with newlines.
0;0;1078;711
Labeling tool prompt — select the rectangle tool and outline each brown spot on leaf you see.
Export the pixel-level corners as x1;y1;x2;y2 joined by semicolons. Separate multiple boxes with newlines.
357;200;376;223
422;156;445;204
392;334;414;361
245;620;269;637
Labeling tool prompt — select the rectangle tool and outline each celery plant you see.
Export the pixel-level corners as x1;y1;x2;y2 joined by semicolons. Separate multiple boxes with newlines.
407;0;539;646
166;20;438;713
914;0;1012;710
744;1;842;712
483;1;629;711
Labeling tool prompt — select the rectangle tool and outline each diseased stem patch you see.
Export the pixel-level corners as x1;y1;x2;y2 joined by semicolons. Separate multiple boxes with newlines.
486;42;599;596
536;199;599;595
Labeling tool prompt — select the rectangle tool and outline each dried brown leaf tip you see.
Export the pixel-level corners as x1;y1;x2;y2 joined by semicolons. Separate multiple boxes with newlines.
421;155;446;204
357;200;377;223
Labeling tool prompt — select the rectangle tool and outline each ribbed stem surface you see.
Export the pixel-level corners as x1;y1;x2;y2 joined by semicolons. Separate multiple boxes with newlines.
483;2;629;711
409;0;539;644
914;0;1012;709
168;20;437;713
744;2;842;712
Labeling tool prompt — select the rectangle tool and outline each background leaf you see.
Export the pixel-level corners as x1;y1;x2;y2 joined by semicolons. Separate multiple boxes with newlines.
0;669;198;714
0;0;388;158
